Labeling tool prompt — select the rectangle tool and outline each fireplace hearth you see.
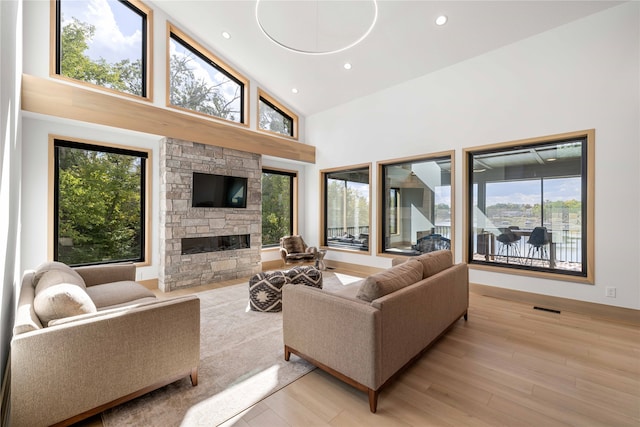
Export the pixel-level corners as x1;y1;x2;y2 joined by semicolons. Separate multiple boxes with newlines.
182;235;250;255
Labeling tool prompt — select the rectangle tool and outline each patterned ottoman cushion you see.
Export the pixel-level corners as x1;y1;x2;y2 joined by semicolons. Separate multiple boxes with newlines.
286;266;323;289
249;271;289;312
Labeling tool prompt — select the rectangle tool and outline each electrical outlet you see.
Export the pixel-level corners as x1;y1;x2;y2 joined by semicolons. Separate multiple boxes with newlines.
605;287;616;298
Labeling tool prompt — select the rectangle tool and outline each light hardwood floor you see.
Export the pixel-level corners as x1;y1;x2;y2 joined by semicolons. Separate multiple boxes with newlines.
76;270;640;426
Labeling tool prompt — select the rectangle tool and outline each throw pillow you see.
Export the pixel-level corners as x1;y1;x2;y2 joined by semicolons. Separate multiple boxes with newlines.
416;250;452;278
356;258;423;302
33;270;97;324
33;261;85;289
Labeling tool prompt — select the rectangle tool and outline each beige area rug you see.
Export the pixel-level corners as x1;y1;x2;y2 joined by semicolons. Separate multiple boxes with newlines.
102;271;363;426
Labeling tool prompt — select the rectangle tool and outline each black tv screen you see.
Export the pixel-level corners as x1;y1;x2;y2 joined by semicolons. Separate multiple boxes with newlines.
192;173;248;208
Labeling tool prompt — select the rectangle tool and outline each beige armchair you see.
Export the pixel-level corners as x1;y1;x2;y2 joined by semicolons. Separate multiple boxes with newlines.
279;235;318;265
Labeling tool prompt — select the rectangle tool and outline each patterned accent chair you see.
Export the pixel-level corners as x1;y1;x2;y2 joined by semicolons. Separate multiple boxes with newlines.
279;235;318;265
249;266;322;312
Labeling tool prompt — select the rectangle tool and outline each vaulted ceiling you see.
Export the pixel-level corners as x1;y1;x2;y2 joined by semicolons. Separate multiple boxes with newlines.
154;1;622;117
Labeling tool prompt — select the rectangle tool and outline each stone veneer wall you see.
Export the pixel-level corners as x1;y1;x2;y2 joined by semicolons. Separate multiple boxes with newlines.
159;138;262;292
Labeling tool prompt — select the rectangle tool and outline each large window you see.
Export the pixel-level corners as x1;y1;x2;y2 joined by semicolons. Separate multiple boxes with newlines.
262;168;297;247
379;153;453;256
321;165;370;252
464;130;594;282
258;89;298;139
52;138;150;266
54;0;151;99
168;25;248;124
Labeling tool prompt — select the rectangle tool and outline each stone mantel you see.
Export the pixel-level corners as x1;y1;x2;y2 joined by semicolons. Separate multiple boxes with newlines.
159;137;262;292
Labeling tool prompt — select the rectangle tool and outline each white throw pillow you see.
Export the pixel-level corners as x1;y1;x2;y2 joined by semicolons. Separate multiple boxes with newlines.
33;270;97;325
33;261;86;289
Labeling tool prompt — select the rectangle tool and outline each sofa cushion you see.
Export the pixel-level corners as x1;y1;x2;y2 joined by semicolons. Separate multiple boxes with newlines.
74;262;135;286
356;259;423;302
33;261;85;289
416;250;453;278
33;269;97;325
85;281;156;309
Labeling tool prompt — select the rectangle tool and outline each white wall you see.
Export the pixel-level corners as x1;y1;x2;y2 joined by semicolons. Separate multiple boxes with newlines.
1;0;22;387
305;2;640;309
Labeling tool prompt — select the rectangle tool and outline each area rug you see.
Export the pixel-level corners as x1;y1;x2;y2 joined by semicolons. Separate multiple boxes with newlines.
101;271;362;426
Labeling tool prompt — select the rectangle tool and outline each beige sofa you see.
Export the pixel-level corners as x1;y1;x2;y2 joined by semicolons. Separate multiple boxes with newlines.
282;250;468;412
11;262;200;427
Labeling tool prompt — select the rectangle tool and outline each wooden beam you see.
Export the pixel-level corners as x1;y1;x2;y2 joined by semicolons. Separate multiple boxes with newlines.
21;74;315;164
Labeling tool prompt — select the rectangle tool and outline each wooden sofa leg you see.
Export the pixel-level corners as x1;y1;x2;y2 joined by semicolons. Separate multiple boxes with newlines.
368;389;379;413
284;345;291;361
190;368;199;386
464;311;468;321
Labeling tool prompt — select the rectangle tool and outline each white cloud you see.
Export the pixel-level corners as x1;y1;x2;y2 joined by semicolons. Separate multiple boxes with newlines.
62;0;141;64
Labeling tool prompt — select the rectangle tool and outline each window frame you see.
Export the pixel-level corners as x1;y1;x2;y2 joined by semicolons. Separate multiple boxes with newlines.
166;23;250;126
388;187;400;236
257;88;299;140
51;0;153;101
320;163;372;254
261;167;298;249
463;129;595;284
48;135;152;267
377;151;455;257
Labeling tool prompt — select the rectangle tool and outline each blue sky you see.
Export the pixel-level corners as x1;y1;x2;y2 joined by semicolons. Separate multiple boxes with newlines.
61;0;142;64
485;177;581;206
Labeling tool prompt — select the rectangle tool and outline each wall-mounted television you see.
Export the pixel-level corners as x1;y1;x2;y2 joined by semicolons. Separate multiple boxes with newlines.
192;172;248;208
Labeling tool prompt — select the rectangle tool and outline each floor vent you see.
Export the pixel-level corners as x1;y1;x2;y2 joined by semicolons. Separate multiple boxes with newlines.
533;306;561;314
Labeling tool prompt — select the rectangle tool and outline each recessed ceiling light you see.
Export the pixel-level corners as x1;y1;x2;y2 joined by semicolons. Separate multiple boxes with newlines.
344;63;352;70
222;31;231;39
435;15;448;26
292;88;299;94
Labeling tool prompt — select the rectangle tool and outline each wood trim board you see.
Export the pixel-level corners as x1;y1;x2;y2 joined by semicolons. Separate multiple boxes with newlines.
21;74;315;164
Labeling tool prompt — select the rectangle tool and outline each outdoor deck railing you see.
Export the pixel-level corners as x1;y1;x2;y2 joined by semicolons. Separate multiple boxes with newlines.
327;226;370;239
476;228;582;263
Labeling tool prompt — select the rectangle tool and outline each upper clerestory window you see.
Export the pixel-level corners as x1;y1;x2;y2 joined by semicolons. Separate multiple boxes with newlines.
53;0;152;99
168;24;249;125
258;89;298;139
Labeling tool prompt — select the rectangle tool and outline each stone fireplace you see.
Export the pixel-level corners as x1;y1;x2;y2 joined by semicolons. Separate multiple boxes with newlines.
159;138;262;292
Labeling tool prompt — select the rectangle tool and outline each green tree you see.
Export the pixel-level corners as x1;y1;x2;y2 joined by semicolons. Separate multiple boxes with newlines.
60;18;142;96
261;173;292;246
326;179;369;236
169;51;240;121
259;101;292;136
57;146;143;265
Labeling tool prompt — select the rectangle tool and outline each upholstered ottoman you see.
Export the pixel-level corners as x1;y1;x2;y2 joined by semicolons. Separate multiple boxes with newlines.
249;271;288;312
249;266;323;312
285;266;323;289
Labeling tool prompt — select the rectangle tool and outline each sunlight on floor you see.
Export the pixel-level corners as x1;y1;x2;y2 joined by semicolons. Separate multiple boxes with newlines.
182;365;281;425
333;273;362;286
